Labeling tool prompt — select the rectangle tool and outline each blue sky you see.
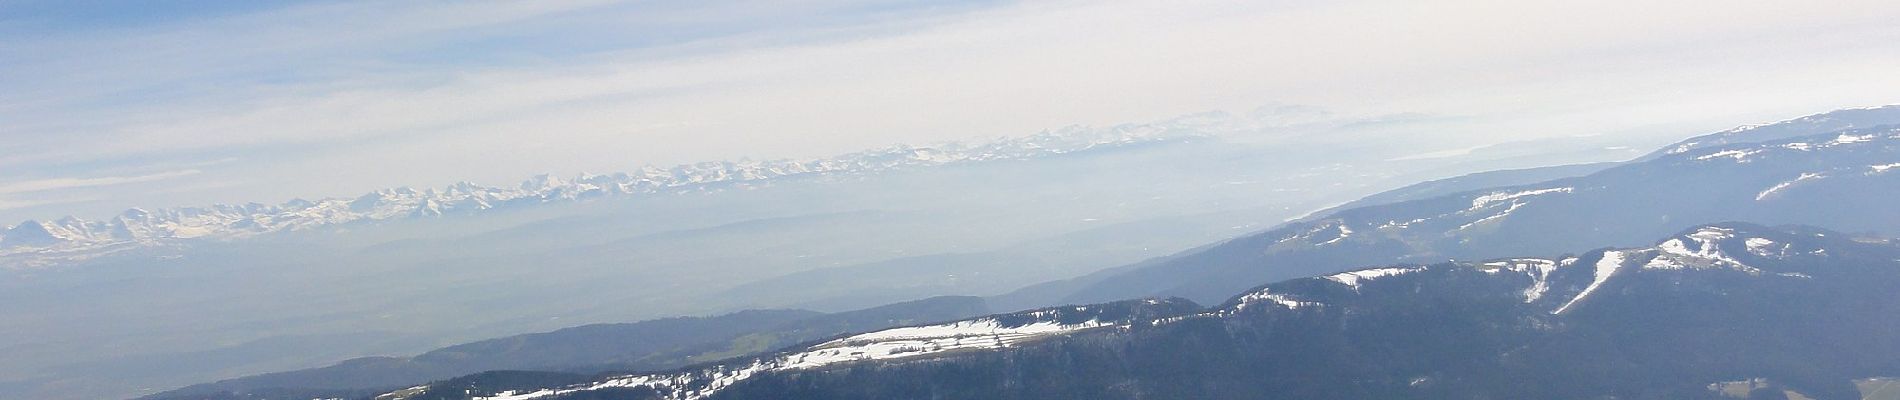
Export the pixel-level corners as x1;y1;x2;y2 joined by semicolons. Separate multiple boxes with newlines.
4;0;1900;223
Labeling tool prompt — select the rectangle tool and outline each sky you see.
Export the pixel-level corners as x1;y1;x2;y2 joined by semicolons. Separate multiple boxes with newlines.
4;0;1900;224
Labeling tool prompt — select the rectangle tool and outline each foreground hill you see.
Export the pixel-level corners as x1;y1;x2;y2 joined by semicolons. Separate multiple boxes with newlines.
147;297;989;400
413;223;1900;399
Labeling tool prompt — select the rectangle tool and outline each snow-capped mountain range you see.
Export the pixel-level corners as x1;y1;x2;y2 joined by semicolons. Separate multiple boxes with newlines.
0;120;1222;267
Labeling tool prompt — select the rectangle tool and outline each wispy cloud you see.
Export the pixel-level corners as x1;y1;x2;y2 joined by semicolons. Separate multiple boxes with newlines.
0;169;203;214
0;197;87;212
0;170;204;196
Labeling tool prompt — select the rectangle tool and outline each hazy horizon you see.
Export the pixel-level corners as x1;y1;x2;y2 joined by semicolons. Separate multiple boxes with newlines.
7;0;1900;223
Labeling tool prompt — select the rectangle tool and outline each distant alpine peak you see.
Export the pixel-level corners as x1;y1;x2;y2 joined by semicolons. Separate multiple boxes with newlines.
0;121;1217;266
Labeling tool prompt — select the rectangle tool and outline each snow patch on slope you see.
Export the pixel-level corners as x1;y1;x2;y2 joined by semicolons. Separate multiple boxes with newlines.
1745;237;1794;259
1646;228;1760;273
1554;251;1627;315
1469;187;1572;210
1318;224;1353;246
1483;258;1563;302
476;315;1116;400
1458;201;1525;231
1275;220;1356;247
1449;187;1571;231
1696;149;1764;162
1829;133;1876;145
1756;173;1825;201
1324;266;1423;289
1234;288;1320;311
1870;163;1900;175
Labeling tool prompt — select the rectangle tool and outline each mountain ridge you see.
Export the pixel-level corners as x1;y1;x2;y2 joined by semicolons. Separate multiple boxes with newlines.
144;297;992;400
384;222;1900;400
1039;115;1900;305
1639;104;1900;161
